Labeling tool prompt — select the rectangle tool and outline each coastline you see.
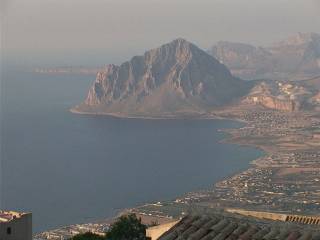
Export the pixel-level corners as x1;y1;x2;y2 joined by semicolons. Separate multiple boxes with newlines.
36;107;320;239
70;107;217;120
71;107;261;157
33;110;262;239
70;106;247;122
70;107;320;214
70;106;269;183
34;108;263;237
71;106;265;164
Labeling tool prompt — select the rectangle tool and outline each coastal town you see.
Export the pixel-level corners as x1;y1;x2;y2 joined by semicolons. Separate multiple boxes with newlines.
33;105;320;239
34;222;110;240
3;0;320;238
132;107;320;216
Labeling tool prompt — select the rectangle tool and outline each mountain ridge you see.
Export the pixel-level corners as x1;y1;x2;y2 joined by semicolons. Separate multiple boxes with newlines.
72;39;251;117
209;32;320;80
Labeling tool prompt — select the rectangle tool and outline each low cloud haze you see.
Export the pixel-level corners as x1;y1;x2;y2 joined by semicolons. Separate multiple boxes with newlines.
2;0;320;66
314;0;320;8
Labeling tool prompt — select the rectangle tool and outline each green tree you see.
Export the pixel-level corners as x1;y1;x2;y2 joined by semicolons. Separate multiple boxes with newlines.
105;214;147;240
70;232;105;240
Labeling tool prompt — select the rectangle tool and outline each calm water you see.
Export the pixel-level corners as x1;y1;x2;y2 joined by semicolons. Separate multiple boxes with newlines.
1;70;263;233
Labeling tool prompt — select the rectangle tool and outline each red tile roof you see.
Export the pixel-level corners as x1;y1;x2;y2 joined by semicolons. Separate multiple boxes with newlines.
159;215;320;240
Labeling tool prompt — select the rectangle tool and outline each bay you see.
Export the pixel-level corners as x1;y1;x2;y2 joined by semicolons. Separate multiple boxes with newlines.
1;71;263;233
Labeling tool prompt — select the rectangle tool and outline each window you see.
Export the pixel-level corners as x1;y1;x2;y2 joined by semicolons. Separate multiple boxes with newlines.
7;227;11;235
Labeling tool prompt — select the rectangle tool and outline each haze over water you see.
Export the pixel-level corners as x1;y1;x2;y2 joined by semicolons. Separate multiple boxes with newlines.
1;70;263;233
3;0;319;68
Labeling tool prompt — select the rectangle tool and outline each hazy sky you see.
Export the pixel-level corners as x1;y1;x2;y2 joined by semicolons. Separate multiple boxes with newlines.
1;0;320;66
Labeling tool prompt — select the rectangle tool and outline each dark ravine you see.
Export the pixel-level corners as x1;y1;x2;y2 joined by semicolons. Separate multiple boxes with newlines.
71;39;251;117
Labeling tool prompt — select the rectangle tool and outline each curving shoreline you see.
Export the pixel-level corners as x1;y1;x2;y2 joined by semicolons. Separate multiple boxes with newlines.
34;108;263;238
113;107;320;216
36;106;320;239
70;107;220;120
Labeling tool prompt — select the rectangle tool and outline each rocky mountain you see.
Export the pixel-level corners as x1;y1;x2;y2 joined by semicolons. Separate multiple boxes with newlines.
72;39;250;117
242;76;320;112
242;81;300;111
210;42;272;80
209;33;320;80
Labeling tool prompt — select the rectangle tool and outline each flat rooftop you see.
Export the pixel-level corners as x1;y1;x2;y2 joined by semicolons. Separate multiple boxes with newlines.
0;211;28;223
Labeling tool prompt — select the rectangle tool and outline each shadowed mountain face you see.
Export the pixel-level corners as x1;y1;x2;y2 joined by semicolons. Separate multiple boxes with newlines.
210;33;320;80
73;39;250;117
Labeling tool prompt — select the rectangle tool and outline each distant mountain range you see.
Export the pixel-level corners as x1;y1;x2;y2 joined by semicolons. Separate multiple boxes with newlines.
72;39;251;117
72;34;320;117
32;66;104;75
209;32;320;80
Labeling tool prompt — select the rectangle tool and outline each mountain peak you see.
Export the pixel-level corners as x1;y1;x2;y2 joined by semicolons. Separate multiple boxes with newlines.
72;39;248;117
171;37;189;44
210;33;320;80
142;38;216;71
157;38;195;55
274;32;320;47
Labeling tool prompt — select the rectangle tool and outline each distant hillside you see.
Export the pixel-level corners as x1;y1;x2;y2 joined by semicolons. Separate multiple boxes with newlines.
72;39;251;118
209;33;320;80
242;76;320;112
33;66;103;75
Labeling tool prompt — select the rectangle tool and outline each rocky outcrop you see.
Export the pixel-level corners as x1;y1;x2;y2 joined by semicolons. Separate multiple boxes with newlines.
241;80;304;112
245;95;297;112
72;39;250;117
209;33;320;80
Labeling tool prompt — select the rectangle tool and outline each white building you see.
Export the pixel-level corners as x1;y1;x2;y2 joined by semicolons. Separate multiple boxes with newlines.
0;211;32;240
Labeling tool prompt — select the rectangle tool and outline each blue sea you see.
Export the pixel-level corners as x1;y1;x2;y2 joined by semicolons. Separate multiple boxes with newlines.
1;69;263;233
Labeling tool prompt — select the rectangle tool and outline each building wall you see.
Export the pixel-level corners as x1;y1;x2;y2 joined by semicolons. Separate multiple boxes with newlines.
146;220;180;240
0;214;32;240
226;208;320;225
226;208;287;221
286;215;320;225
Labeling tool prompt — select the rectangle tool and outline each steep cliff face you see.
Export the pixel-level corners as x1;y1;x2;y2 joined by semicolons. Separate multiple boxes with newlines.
242;80;304;112
73;39;249;117
246;95;297;112
210;33;320;80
